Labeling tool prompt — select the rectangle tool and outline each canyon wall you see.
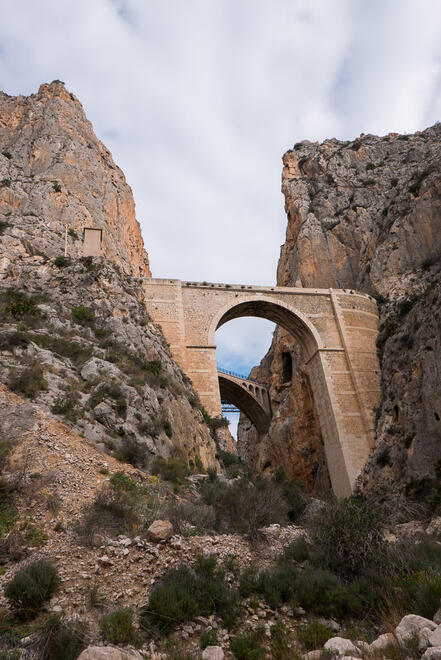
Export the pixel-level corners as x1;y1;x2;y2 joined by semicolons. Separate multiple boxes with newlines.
238;123;441;498
0;81;150;278
0;82;217;470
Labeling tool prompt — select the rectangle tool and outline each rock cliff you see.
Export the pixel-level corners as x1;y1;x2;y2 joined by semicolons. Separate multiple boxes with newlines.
0;81;150;278
0;81;217;470
238;123;441;502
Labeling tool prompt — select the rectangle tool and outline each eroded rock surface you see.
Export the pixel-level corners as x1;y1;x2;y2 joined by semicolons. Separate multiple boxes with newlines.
238;124;441;501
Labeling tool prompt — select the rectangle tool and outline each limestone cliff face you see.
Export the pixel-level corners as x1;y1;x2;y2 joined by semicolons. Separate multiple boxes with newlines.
0;82;217;470
238;123;441;498
0;81;150;277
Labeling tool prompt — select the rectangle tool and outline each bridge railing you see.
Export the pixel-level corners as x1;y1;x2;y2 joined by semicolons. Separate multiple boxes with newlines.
217;366;264;386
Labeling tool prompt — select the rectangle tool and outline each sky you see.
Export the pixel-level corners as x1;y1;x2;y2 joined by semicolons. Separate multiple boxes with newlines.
1;0;441;433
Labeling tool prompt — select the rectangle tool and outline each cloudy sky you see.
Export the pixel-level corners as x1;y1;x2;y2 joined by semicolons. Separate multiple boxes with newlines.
1;0;441;431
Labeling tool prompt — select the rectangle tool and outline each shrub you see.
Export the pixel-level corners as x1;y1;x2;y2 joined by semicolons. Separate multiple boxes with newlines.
351;140;362;150
163;500;215;536
297;621;333;651
0;331;29;351
239;564;298;610
0;221;10;235
273;469;306;521
0;500;17;538
391;177;398;187
1;290;40;319
311;497;386;581
51;394;79;422
100;607;136;645
376;447;392;467
151;455;189;485
230;629;265;659
4;560;59;618
109;471;137;492
282;537;311;563
54;255;71;268
52;182;61;192
366;162;375;170
1;179;11;187
295;567;357;618
23;525;48;548
76;484;141;545
68;228;78;240
398;295;418;317
201;478;289;539
71;306;95;326
163;419;172;438
8;364;48;398
422;255;437;271
2;151;12;159
32;614;88;660
200;629;218;649
139;555;240;633
143;360;162;375
30;333;91;363
116;438;147;468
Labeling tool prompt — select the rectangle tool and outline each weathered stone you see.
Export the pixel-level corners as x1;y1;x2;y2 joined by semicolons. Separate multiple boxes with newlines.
429;624;441;647
323;637;360;656
422;647;441;660
238;123;441;498
201;646;224;660
77;647;143;660
146;520;174;542
369;632;397;651
395;614;437;646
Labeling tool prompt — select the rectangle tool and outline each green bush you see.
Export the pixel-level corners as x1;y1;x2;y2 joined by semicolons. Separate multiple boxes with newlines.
164;499;215;536
151;455;189;485
33;614;88;660
273;469;306;521
109;471;138;492
54;255;71;268
51;395;79;422
143;360;162;375
30;333;91;364
0;221;10;235
295;567;357;618
282;537;311;563
1;290;40;319
68;228;78;240
76;484;142;545
139;555;240;633
116;438;147;468
297;620;333;651
100;607;136;645
200;478;289;539
230;629;265;659
8;364;48;398
0;331;29;351
0;500;17;538
52;181;61;192
200;629;218;649
71;306;95;326
311;497;386;581
4;560;59;618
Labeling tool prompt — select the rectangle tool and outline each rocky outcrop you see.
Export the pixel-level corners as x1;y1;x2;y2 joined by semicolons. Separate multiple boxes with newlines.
0;82;216;470
238;123;441;501
0;81;150;278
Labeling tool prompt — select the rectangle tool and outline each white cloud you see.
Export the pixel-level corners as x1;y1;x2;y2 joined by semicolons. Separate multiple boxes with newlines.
1;0;441;391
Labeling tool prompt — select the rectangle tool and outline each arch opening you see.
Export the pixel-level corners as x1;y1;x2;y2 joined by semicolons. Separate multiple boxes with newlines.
218;373;270;435
214;299;320;359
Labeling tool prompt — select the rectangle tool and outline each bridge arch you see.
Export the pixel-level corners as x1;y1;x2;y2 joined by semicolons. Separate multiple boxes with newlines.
218;372;271;435
143;279;381;497
209;296;323;359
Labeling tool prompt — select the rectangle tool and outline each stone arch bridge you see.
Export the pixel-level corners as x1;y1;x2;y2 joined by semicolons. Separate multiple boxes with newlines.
143;279;381;497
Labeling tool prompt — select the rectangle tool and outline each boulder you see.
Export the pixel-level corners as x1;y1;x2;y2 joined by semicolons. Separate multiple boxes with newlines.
395;615;437;650
146;519;174;542
302;651;322;660
430;624;441;647
426;517;441;536
434;607;441;625
422;648;441;660
202;647;224;660
323;637;360;656
80;357;121;382
77;647;143;660
369;632;397;651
